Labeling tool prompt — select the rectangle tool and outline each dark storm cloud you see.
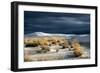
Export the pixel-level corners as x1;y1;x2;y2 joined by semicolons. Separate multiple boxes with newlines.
24;11;90;34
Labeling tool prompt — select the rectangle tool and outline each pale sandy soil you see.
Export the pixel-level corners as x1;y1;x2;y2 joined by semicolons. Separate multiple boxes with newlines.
24;45;90;62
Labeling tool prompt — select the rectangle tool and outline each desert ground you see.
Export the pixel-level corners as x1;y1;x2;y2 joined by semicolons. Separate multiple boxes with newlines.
24;36;90;62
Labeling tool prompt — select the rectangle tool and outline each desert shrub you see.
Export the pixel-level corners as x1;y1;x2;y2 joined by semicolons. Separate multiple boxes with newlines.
41;45;50;53
25;40;39;47
36;50;42;53
73;49;82;57
25;43;34;47
32;40;39;47
71;42;83;57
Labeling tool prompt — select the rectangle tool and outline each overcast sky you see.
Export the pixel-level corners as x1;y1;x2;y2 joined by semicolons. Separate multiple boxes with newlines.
24;11;90;34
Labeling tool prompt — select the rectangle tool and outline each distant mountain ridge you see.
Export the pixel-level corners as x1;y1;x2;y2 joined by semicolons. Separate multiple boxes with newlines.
25;32;90;42
25;32;75;37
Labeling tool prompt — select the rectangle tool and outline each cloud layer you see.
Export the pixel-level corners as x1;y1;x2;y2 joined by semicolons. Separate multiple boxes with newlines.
24;11;90;34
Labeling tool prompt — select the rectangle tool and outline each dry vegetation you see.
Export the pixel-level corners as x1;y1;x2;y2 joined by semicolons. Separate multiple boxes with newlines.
24;36;84;62
71;39;83;57
24;36;83;57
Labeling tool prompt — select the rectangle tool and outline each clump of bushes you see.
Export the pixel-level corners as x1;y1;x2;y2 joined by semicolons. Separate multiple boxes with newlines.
25;40;39;47
40;45;50;53
71;39;83;57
